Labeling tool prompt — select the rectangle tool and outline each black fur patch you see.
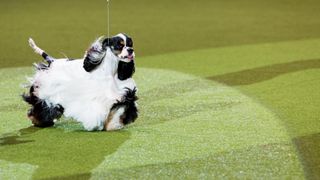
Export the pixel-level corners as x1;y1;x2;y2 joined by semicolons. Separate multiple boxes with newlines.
126;37;133;47
41;52;49;59
102;38;113;49
83;56;103;72
41;52;55;64
118;61;135;80
83;43;107;72
22;86;64;127
102;36;130;52
111;88;138;125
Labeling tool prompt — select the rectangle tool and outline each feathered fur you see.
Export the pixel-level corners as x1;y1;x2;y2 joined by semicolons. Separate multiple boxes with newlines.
118;61;135;80
23;34;138;131
111;88;138;125
22;86;64;127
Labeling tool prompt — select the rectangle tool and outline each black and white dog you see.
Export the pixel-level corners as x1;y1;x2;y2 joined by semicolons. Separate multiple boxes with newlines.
23;33;138;131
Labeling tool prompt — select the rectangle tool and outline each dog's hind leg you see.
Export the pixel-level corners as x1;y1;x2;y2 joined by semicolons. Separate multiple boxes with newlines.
22;85;64;127
28;38;55;64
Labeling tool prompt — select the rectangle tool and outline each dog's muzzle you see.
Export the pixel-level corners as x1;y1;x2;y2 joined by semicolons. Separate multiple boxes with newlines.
119;47;135;62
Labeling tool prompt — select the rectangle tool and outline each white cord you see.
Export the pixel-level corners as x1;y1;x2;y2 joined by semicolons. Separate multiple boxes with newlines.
107;0;110;43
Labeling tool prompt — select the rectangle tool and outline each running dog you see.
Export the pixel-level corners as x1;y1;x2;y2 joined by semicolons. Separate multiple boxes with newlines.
22;33;138;131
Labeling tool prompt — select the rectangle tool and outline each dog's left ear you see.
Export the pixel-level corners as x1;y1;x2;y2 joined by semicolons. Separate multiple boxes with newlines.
102;38;113;49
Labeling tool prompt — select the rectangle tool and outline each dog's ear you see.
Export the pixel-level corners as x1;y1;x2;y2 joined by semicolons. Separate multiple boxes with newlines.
83;50;105;72
102;38;113;49
117;60;135;80
83;55;103;72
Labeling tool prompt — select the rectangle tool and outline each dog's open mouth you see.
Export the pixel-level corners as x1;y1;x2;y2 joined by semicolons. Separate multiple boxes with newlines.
126;54;134;60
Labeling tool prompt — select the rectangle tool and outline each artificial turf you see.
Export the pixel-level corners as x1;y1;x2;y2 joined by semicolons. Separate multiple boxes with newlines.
0;67;303;179
1;0;320;179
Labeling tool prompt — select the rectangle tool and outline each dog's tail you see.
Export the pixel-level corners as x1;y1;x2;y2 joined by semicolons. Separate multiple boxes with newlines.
28;38;55;64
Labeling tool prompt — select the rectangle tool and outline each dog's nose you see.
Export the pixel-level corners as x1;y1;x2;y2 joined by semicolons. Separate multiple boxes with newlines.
127;48;134;55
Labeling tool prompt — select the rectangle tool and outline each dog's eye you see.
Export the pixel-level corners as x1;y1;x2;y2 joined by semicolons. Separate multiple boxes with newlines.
114;44;124;51
126;38;133;47
127;42;133;47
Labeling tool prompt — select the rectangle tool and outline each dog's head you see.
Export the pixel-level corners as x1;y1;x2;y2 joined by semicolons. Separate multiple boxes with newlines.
83;33;135;80
103;33;135;80
102;33;135;62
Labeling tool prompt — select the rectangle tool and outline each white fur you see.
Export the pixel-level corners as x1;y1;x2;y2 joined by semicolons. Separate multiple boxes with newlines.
28;38;44;55
29;38;136;131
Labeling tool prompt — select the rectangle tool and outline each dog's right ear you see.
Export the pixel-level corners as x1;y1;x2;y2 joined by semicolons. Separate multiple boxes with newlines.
102;38;113;49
